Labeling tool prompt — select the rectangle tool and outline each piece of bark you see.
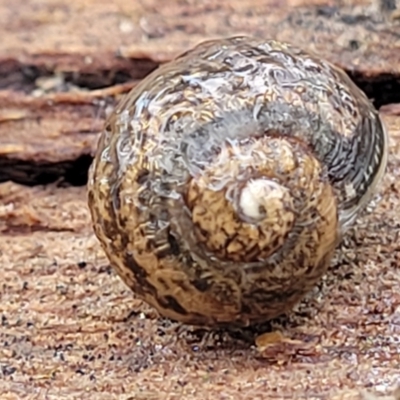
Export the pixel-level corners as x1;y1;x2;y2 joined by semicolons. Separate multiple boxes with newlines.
1;0;399;75
0;85;132;184
1;0;399;81
1;0;400;184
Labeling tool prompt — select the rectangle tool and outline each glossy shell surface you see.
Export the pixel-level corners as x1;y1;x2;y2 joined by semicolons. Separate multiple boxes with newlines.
88;36;388;327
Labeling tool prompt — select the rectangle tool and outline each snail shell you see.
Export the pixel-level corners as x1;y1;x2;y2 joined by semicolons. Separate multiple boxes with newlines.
88;36;388;327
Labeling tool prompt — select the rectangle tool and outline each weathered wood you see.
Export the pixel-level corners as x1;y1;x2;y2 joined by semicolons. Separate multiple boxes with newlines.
0;111;399;399
0;86;132;184
0;0;399;184
1;0;399;75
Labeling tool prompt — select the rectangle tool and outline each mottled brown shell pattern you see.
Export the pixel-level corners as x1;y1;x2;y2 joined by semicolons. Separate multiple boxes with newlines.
87;36;388;327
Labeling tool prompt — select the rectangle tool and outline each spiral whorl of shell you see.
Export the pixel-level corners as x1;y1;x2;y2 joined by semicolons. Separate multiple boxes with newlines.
88;36;388;326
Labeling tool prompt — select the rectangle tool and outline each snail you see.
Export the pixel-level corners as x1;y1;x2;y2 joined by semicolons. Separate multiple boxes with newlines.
87;36;388;327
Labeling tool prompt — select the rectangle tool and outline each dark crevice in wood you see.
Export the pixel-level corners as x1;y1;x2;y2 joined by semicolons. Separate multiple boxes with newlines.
0;58;159;93
348;72;400;109
0;154;93;187
2;56;398;108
